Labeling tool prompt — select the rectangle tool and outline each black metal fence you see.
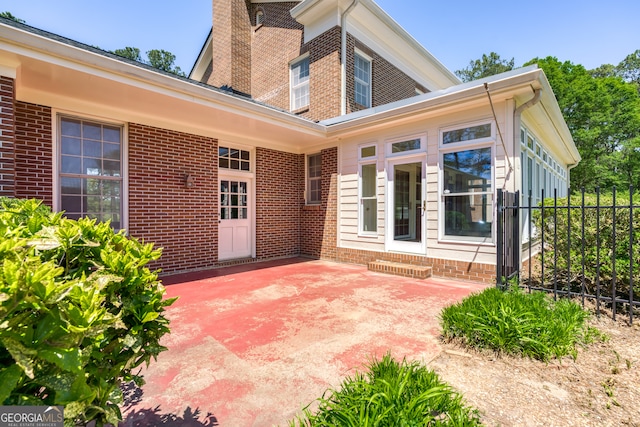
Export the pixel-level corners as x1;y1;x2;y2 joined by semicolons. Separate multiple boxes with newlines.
497;187;640;324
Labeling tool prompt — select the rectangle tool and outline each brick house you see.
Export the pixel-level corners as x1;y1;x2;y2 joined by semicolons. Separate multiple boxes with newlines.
0;0;580;282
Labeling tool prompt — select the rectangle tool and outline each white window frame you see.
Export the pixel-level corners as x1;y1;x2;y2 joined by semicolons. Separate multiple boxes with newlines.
439;122;495;244
439;120;495;149
385;134;427;158
354;49;372;108
53;111;128;231
306;152;322;205
358;143;378;236
290;54;310;111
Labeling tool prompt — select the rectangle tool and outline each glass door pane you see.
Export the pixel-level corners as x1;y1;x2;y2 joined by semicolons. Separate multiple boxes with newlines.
394;162;422;243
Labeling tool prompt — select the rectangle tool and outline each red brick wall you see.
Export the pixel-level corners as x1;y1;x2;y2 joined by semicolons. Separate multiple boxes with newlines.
346;36;424;114
301;147;338;258
208;2;426;122
209;0;252;94
255;147;303;259
127;123;218;273
0;77;15;197
250;2;304;109
335;248;496;284
14;101;53;206
307;26;342;122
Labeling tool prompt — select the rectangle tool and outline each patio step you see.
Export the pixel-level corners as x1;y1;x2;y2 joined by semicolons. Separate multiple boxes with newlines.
367;260;432;279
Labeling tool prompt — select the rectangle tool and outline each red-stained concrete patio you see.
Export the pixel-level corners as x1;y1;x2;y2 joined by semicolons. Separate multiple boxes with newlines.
120;258;489;426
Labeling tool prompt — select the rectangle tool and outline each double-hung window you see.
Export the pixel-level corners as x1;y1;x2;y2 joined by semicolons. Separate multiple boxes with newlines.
359;145;377;233
58;116;124;229
290;56;310;111
307;153;322;204
441;122;494;241
354;51;371;108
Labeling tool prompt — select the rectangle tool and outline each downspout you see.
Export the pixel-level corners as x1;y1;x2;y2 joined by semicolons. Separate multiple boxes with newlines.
341;0;359;116
513;88;542;192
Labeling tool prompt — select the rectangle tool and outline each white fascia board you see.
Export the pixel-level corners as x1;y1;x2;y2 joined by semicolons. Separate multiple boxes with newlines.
0;23;326;136
189;30;212;80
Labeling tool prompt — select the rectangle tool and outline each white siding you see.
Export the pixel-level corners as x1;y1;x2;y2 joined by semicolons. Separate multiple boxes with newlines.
337;102;512;265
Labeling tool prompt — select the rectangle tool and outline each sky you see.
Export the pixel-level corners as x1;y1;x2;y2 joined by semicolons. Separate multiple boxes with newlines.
1;0;638;76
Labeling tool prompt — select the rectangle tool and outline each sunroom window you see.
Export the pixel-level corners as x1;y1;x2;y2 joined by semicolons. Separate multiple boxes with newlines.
443;147;492;240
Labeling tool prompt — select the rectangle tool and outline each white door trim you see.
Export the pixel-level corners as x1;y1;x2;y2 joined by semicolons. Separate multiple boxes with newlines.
218;171;255;261
385;155;427;254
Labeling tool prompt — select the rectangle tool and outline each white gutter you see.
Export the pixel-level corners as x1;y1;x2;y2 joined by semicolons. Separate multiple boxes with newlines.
340;0;359;115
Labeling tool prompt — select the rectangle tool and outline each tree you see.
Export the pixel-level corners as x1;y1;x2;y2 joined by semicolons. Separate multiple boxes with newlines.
111;47;185;77
0;11;25;23
526;56;640;190
113;46;142;62
616;49;640;88
455;52;515;82
146;49;184;76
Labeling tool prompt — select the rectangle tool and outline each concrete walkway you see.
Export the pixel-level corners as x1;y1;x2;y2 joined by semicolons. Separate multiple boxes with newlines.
120;258;488;426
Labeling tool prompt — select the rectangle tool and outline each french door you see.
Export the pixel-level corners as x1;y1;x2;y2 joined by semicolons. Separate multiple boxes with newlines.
386;158;426;254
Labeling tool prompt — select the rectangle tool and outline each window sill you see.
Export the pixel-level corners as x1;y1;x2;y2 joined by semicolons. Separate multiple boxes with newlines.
292;106;309;115
254;24;263;32
303;204;322;211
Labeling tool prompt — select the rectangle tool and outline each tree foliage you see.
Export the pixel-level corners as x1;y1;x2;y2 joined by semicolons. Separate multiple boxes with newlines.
526;56;640;190
113;46;142;62
112;46;185;77
0;11;25;23
459;50;640;190
455;52;515;82
0;198;176;427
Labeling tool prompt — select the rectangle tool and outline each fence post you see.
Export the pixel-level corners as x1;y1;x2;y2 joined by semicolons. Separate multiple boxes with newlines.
497;190;504;289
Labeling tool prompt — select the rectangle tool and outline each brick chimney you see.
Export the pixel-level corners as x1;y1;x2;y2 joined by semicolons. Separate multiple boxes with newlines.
209;0;252;95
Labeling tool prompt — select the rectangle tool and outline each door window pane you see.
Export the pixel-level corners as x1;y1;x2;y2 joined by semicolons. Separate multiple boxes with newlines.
393;162;421;242
219;146;250;171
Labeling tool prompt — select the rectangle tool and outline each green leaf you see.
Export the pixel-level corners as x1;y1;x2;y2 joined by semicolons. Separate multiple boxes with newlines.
0;364;23;403
39;347;84;373
141;311;159;323
1;338;37;379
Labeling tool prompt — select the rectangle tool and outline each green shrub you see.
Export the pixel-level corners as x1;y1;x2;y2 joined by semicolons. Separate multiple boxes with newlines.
0;198;176;426
440;287;593;361
289;353;481;426
531;191;640;300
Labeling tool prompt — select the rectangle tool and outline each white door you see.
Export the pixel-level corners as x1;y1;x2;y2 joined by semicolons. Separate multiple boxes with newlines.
386;158;426;254
219;177;252;260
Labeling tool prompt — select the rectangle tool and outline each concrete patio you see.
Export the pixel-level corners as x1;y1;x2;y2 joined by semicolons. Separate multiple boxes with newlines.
120;258;489;426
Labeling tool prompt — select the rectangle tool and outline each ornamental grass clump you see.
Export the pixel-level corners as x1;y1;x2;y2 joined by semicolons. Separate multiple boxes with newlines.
440;286;594;361
0;198;176;427
289;353;481;426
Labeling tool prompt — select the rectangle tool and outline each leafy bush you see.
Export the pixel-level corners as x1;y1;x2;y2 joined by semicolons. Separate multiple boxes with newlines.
531;191;640;300
0;198;176;426
440;287;594;361
289;353;481;426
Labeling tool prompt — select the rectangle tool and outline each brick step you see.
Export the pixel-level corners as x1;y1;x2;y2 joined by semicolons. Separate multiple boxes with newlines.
367;260;432;279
